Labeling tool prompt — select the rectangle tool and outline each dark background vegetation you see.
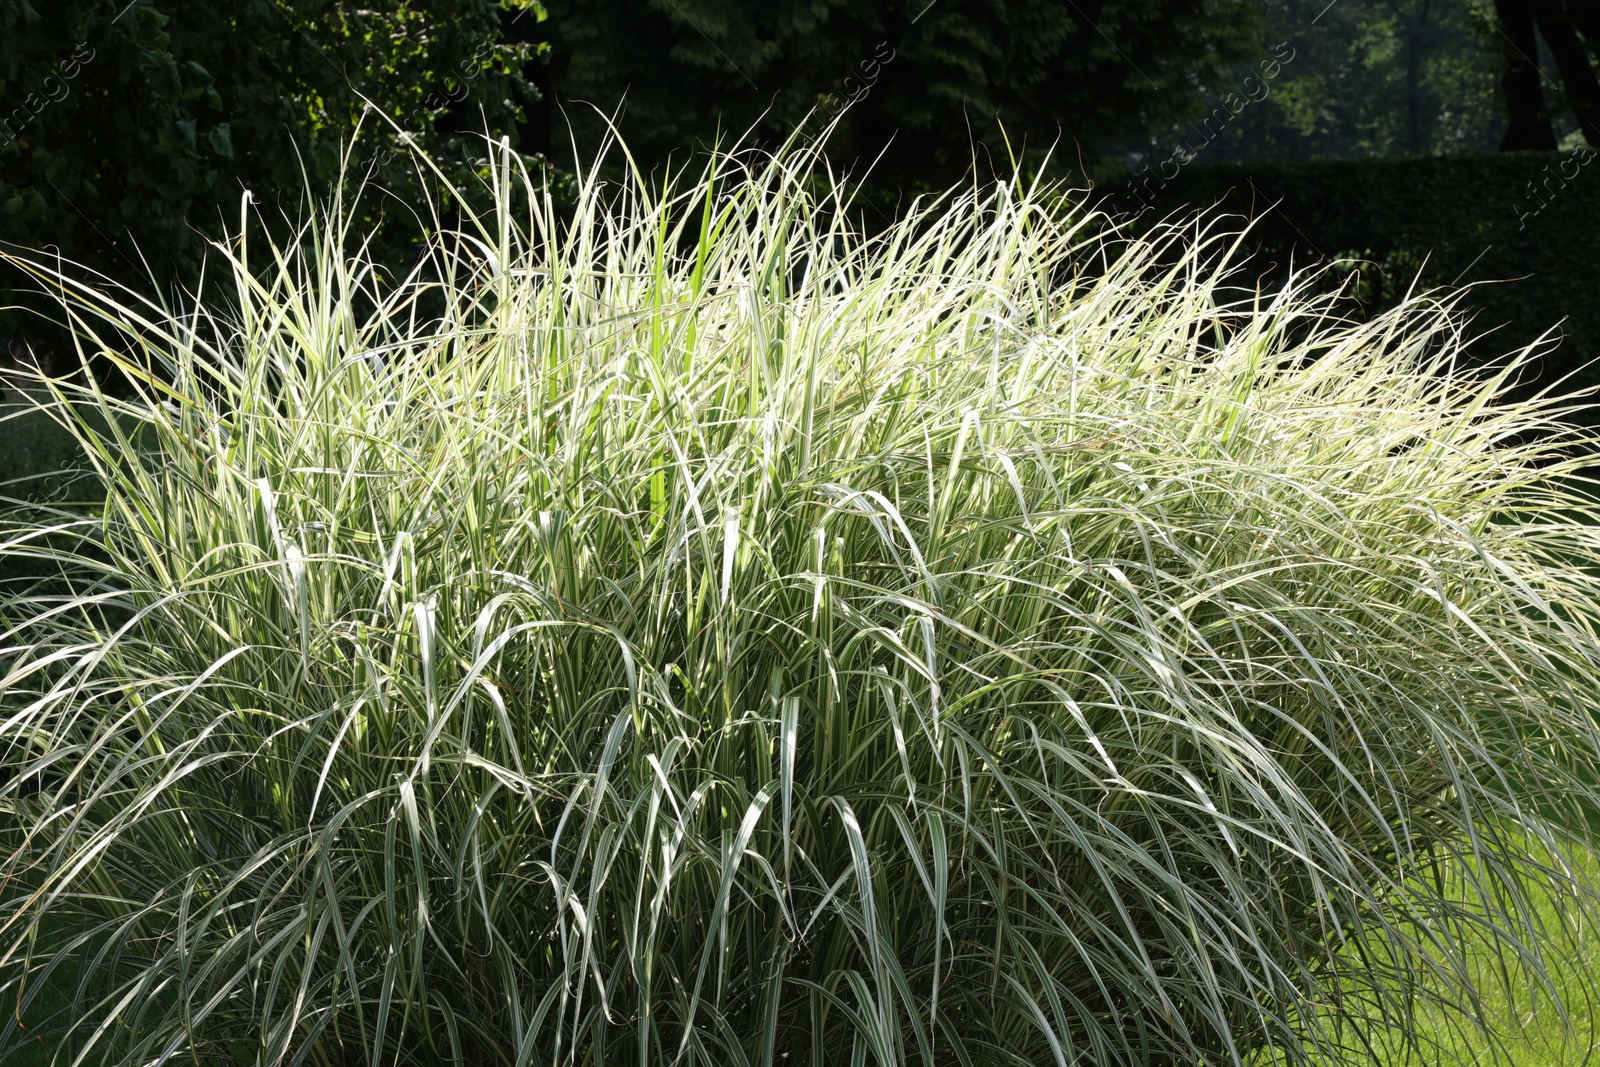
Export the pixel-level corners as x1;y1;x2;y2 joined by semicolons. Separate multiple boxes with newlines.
0;0;546;367
2;0;1598;430
1124;152;1600;397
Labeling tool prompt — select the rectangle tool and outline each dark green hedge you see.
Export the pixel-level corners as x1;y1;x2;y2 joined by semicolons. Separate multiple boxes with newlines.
0;402;90;498
1108;150;1600;397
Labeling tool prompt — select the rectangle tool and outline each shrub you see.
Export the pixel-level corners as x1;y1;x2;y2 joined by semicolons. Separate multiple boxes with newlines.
4;140;1600;1067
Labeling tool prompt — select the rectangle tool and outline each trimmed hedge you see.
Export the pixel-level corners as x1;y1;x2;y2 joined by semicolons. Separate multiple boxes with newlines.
1109;150;1600;397
0;399;102;592
0;400;93;502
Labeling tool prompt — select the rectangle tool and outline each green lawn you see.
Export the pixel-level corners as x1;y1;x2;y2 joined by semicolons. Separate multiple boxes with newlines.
1318;844;1600;1067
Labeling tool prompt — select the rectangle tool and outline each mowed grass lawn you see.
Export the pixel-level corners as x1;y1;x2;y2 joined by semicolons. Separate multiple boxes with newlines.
1358;845;1600;1067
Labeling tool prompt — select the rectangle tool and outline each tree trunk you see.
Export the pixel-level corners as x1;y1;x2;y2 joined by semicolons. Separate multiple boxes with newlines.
1495;0;1557;149
1564;0;1600;56
1529;0;1600;146
1406;29;1423;154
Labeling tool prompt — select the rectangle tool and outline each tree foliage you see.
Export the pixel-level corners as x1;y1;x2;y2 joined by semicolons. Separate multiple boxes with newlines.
1497;0;1600;149
543;0;1263;192
1111;0;1505;168
0;0;545;350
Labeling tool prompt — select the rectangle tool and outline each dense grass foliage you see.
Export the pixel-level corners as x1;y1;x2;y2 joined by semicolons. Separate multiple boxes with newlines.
4;140;1600;1067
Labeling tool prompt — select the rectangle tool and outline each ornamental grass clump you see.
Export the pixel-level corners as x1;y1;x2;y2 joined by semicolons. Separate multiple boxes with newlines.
4;137;1600;1067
